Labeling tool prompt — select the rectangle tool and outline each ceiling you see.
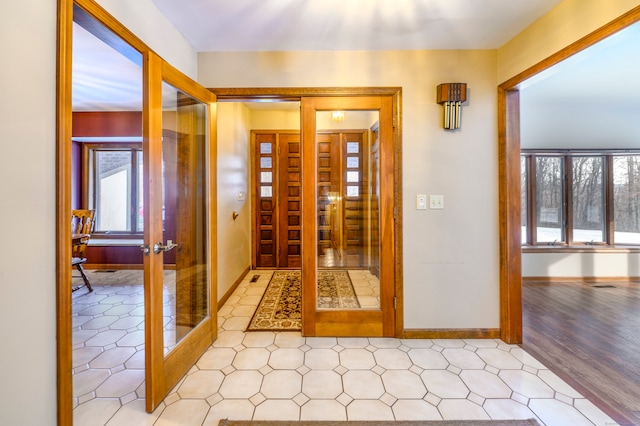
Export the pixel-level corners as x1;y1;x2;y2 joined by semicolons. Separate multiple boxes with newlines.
150;0;563;51
72;1;640;114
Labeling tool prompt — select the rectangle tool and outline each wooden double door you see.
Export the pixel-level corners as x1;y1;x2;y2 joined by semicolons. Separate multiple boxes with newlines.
253;129;371;269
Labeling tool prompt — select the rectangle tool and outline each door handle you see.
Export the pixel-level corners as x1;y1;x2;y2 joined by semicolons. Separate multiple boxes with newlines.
153;240;178;254
140;244;151;256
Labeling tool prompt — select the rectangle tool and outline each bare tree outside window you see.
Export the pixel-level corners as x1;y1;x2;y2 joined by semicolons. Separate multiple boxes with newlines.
536;156;564;243
572;156;604;243
613;155;640;244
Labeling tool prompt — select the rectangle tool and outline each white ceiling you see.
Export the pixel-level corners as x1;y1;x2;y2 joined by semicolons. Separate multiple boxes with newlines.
72;0;640;116
150;0;563;51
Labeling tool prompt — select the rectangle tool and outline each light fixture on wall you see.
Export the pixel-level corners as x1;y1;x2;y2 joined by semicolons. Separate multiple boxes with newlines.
437;83;467;130
331;111;345;123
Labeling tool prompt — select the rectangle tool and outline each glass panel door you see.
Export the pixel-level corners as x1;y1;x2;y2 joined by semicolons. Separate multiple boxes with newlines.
301;96;395;337
143;53;216;411
160;81;209;353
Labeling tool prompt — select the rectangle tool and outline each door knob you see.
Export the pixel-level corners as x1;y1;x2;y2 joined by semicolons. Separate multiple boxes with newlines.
153;240;178;254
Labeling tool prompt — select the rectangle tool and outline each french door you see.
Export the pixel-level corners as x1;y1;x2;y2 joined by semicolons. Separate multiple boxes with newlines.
301;96;396;337
142;52;217;411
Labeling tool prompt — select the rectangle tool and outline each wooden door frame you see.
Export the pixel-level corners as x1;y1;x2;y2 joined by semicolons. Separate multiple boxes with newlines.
212;87;403;337
498;6;640;344
57;0;217;422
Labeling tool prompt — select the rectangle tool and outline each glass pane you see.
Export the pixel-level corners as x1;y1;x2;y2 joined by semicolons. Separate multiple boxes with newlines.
520;155;527;243
260;142;272;154
137;150;144;232
95;151;132;232
613;155;640;244
572;156;604;243
261;186;272;197
536;156;564;243
261;171;272;183
260;157;272;168
161;82;209;354
317;111;380;310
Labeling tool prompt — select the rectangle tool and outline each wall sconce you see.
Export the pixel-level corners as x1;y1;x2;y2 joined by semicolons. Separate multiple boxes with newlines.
331;111;345;123
437;83;467;130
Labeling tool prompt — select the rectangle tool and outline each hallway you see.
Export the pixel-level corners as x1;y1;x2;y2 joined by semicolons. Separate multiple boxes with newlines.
72;270;614;425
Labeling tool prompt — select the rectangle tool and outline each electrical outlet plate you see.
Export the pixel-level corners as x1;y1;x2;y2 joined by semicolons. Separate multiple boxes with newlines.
429;195;444;209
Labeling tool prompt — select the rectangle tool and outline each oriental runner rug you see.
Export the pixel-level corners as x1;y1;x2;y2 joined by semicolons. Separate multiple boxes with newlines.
218;419;541;426
246;270;360;331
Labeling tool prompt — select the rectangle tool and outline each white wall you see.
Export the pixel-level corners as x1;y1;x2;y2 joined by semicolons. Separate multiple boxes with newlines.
523;252;640;277
0;0;196;423
199;49;501;329
95;0;198;79
217;103;252;300
0;0;58;423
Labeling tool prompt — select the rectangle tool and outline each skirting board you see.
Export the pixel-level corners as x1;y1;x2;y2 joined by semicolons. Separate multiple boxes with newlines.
218;266;251;309
85;263;144;270
402;328;500;339
524;276;640;283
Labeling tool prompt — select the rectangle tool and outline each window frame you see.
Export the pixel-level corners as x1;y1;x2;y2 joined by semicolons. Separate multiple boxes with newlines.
521;149;640;249
83;142;144;238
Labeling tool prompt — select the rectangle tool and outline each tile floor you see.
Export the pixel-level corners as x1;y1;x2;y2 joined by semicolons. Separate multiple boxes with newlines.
72;269;617;426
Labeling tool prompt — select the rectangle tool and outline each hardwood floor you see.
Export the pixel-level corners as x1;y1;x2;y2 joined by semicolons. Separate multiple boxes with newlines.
522;279;640;426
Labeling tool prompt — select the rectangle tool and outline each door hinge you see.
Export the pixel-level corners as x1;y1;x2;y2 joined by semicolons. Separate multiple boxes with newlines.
393;296;397;309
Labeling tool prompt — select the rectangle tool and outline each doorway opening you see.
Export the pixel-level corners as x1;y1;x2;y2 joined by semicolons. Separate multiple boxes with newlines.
215;89;402;338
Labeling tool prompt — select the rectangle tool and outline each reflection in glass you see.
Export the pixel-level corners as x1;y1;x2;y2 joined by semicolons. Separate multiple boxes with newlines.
162;82;209;354
316;111;381;310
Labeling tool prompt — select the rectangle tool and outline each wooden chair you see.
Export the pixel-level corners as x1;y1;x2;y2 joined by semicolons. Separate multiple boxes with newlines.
71;209;95;292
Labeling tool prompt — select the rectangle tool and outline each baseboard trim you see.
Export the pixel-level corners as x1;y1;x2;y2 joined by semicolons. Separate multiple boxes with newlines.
218;266;251;309
402;328;501;339
85;264;143;270
524;276;640;283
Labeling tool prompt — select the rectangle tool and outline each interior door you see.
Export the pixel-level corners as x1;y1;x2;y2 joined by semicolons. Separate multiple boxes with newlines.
301;96;395;337
143;52;217;411
253;130;303;268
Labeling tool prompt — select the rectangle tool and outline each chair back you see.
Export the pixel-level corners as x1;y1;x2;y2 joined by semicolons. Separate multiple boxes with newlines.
72;209;95;259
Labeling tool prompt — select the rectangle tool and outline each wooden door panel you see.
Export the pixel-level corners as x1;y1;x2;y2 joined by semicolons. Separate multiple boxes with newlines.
279;133;302;268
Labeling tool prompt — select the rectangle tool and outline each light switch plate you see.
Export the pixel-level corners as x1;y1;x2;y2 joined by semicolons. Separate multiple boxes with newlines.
429;195;444;209
416;194;427;210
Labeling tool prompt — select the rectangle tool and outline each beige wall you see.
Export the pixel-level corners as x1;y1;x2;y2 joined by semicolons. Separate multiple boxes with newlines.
217;103;252;299
2;0;637;422
199;49;502;329
497;0;640;83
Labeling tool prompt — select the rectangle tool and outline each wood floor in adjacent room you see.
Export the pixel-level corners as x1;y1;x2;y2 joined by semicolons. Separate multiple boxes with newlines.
522;279;640;426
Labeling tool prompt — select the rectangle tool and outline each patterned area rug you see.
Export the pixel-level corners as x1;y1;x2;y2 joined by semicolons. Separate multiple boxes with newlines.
218;419;541;425
246;270;360;331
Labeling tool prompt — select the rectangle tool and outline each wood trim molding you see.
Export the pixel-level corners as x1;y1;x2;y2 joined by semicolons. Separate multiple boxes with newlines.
524;276;640;283
209;86;403;100
498;6;640;346
403;329;501;340
218;266;250;308
57;1;74;424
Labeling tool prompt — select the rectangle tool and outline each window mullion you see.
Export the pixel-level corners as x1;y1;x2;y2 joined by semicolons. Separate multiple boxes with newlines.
564;155;572;244
605;155;614;245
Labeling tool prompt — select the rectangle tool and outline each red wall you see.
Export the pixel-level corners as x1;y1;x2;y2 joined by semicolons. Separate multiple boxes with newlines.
74;111;144;267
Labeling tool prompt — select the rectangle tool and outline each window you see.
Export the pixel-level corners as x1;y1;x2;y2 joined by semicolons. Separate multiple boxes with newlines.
521;151;640;246
87;144;143;234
